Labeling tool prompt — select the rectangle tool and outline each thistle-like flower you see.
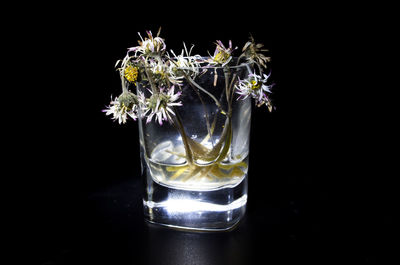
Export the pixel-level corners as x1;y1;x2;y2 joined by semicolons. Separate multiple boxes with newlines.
127;30;166;57
168;43;203;82
103;91;139;124
141;86;182;125
235;72;274;111
208;40;236;66
144;58;181;86
242;35;270;68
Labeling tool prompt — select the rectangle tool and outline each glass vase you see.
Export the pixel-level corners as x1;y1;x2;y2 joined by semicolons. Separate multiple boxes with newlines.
138;62;252;231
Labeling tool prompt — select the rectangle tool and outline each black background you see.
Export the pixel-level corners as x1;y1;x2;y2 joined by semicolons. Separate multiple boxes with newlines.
11;2;395;264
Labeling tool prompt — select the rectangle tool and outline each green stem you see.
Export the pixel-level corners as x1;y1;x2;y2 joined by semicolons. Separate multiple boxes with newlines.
190;84;214;147
144;67;158;94
207;116;232;163
223;67;231;105
184;74;225;112
229;73;238;106
215;119;232;163
172;107;193;165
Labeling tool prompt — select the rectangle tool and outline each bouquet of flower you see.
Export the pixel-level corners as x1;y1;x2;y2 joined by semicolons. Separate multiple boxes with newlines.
103;28;274;125
103;28;274;182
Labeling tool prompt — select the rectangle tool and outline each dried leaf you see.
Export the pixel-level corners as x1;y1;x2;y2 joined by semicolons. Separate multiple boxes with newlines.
242;41;251;51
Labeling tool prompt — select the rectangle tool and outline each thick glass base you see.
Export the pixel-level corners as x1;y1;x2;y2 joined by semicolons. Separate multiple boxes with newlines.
142;175;248;231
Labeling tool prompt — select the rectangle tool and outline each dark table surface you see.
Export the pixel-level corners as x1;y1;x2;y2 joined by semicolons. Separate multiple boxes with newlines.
30;166;395;265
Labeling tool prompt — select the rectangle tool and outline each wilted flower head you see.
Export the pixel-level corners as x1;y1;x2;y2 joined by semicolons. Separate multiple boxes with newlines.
242;35;271;68
148;59;167;77
144;58;181;86
208;40;236;66
169;50;201;72
103;91;139;124
141;85;182;125
168;43;203;82
128;30;166;57
235;72;274;111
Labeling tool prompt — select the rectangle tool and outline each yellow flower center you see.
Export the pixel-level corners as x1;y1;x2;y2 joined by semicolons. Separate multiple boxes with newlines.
214;50;230;64
120;103;130;112
124;65;138;84
251;80;261;90
154;69;168;80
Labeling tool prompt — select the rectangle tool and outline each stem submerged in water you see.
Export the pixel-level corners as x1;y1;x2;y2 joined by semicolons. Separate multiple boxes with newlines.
190;83;214;147
171;107;193;165
174;67;233;166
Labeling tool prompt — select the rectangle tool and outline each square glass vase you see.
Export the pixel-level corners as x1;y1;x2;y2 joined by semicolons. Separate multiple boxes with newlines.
138;62;252;231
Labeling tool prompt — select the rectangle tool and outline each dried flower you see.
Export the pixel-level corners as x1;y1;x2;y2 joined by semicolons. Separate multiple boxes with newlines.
103;91;139;124
141;86;182;125
168;43;203;82
242;35;270;68
128;30;166;57
144;59;181;86
235;72;274;111
208;40;236;66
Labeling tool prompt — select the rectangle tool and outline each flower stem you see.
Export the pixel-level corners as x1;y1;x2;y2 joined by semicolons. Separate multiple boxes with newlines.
223;67;231;105
184;74;225;113
119;55;131;93
171;107;193;165
120;71;128;93
236;54;246;66
190;84;214;147
229;73;237;106
215;118;232;163
144;67;158;94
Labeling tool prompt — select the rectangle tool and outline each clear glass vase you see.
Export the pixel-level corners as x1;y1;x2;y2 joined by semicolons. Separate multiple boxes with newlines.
138;62;252;231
